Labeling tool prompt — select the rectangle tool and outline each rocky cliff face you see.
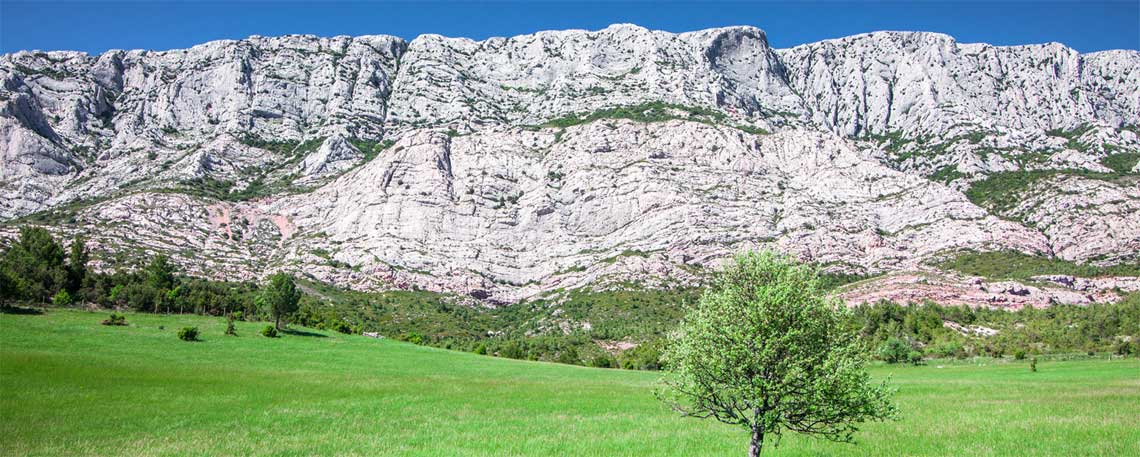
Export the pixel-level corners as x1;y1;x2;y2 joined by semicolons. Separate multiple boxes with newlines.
2;25;1138;306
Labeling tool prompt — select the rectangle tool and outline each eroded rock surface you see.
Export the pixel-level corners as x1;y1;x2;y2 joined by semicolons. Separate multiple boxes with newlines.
2;25;1138;306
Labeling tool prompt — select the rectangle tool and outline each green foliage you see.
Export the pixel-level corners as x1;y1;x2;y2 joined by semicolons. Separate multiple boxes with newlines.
0;226;68;303
259;273;301;329
1100;153;1139;174
145;254;177;291
177;326;200;341
589;353;616;368
1114;340;1133;356
965;168;1133;217
261;325;278;338
348;138;396;163
66;237;89;294
175;135;324;201
935;250;1140;280
658;251;896;456
100;313;127;326
537;101;727;129
928;165;965;183
225;315;238;336
850;299;1140;359
877;337;912;364
1045;124;1094;151
51;290;73;306
817;270;879;290
404;332;425;345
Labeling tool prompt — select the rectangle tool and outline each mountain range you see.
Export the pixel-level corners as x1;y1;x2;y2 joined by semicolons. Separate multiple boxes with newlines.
2;24;1138;307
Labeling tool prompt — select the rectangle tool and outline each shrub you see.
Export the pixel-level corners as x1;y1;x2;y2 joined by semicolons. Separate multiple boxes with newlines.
1115;340;1134;356
473;343;487;355
261;325;278;338
907;351;924;366
100;313;127;326
52;290;73;306
403;332;424;345
590;354;616;368
877;337;911;364
555;346;580;365
1030;357;1037;372
930;341;966;359
498;341;525;359
177;326;199;341
224;315;237;336
331;320;352;334
1014;349;1027;360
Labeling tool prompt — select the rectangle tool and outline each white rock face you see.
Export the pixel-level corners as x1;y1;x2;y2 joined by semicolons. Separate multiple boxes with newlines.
1;25;1138;306
780;32;1140;138
386;25;801;130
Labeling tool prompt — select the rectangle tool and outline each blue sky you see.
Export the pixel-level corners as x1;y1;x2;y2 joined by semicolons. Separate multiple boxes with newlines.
2;1;1137;54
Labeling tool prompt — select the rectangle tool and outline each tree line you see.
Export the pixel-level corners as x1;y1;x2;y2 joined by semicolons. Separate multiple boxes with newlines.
1;227;300;329
3;226;1136;365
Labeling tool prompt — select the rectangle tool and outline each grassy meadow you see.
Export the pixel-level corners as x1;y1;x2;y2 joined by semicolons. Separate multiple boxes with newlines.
2;309;1138;456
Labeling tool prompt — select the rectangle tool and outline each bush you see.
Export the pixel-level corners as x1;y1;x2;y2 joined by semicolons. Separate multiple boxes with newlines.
907;351;924;366
177;326;199;341
590;354;616;368
331;320;352;334
403;332;424;345
1014;349;1027;360
473;343;488;355
930;341;966;359
224;315;237;336
101;313;128;326
1115;340;1134;356
261;325;278;338
498;341;525;359
877;337;911;364
52;290;73;306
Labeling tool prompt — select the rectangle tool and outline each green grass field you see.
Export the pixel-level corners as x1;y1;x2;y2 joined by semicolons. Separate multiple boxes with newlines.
2;310;1138;456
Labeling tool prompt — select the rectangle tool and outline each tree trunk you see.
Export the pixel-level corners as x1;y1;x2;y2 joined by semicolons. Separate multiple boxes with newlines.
275;314;281;330
749;425;764;457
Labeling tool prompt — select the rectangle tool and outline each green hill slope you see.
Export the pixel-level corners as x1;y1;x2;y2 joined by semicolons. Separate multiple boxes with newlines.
2;310;1137;456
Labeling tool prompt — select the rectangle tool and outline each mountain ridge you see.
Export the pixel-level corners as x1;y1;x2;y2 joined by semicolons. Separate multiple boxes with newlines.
2;24;1137;307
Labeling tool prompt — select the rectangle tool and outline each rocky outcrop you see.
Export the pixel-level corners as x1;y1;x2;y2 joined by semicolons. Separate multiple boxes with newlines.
2;25;1138;306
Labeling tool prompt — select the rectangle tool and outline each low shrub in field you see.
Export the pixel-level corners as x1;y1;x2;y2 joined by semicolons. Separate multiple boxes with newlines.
52;290;73;306
929;341;966;359
177;327;199;341
101;313;127;326
1116;340;1134;356
878;337;911;363
261;325;278;338
224;316;237;336
331;320;352;334
1014;349;1027;360
403;332;424;345
907;351;925;366
590;354;616;368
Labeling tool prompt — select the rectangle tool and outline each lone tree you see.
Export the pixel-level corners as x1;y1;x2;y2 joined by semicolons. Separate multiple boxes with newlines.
658;251;896;456
259;273;300;330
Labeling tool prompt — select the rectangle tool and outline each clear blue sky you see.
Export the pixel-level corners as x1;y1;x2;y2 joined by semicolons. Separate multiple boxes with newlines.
2;1;1137;55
